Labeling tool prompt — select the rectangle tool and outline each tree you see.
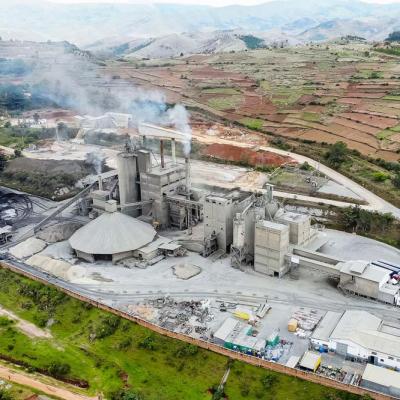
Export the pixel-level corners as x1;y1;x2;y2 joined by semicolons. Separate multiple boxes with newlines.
46;361;71;377
110;389;142;400
14;149;22;158
393;172;400;189
325;141;349;167
0;152;8;172
33;112;40;123
0;388;13;400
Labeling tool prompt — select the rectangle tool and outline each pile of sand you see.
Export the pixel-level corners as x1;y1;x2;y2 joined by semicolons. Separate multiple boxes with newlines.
9;237;47;259
172;263;201;280
27;254;72;280
26;253;98;284
36;222;83;243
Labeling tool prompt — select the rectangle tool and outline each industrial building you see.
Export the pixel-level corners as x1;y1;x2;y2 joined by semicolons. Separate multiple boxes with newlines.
311;310;400;369
361;364;400;398
69;202;157;263
212;317;266;355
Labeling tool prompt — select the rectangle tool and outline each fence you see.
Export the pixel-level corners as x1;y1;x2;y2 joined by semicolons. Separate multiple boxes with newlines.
0;261;393;400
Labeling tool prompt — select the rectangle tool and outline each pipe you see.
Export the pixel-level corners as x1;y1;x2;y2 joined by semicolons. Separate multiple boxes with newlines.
171;139;176;164
160;139;165;168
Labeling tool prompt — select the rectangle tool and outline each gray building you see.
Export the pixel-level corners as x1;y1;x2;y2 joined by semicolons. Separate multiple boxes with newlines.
254;220;289;277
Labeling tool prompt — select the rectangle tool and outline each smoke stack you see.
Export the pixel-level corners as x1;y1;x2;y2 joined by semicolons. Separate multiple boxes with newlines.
185;157;191;198
171;139;176;164
160;139;165;168
98;175;103;191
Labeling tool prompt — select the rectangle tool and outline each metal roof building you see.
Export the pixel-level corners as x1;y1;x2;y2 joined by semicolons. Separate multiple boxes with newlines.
311;310;400;369
361;364;400;398
69;211;156;264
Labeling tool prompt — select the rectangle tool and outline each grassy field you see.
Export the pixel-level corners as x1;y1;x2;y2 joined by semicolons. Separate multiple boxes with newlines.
207;96;242;110
239;117;264;130
0;267;364;400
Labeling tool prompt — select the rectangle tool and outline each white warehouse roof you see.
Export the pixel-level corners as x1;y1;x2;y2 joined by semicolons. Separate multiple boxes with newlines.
362;364;400;390
330;310;400;359
69;211;156;255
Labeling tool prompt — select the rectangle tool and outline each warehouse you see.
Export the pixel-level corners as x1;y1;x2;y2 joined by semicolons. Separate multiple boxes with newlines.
361;364;400;398
311;310;400;369
338;260;392;299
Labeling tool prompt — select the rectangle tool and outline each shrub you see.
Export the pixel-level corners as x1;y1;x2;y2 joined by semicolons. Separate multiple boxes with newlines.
46;361;71;377
371;171;390;182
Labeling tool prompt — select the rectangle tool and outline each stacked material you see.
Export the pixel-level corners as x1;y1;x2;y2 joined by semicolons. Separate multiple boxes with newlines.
288;318;298;332
9;237;46;259
291;309;322;331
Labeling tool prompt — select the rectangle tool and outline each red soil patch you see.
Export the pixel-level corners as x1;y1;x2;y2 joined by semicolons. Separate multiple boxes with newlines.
340;112;398;129
202;143;292;167
237;93;276;116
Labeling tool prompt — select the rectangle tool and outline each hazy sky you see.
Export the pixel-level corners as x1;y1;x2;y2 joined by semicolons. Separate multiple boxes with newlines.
44;0;400;5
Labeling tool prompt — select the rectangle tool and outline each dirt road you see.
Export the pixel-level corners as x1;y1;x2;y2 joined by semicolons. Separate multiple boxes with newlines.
0;306;52;339
0;364;97;400
264;146;400;218
192;131;400;218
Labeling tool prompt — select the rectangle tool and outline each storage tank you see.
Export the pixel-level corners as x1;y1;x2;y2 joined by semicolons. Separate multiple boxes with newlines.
117;152;139;216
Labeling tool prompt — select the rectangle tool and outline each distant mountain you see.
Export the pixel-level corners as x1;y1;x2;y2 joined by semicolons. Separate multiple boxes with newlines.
2;0;400;52
298;17;400;42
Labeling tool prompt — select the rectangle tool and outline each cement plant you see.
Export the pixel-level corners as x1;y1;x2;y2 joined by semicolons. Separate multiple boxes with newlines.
0;113;399;399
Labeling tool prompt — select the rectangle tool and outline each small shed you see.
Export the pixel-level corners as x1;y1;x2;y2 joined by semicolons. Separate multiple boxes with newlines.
299;351;321;372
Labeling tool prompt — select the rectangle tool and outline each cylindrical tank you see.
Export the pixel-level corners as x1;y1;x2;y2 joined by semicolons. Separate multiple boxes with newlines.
117;152;139;216
233;213;245;248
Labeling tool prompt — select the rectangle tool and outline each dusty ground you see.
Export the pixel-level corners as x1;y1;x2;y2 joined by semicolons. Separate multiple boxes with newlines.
0;364;95;400
0;306;52;338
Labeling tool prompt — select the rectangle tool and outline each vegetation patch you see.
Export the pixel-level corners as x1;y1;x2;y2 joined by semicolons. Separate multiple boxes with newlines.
239;117;264;130
207;96;242;111
301;112;320;122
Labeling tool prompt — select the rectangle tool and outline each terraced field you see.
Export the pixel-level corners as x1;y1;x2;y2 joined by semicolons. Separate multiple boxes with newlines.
104;41;400;162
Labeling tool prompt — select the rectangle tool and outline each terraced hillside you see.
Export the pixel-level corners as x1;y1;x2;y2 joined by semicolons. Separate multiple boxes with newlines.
104;41;400;162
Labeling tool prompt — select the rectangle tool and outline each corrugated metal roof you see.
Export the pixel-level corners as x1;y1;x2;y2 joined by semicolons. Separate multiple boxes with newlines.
213;317;240;342
69;212;156;255
312;311;343;341
331;310;400;358
339;261;389;283
362;364;400;389
299;351;321;371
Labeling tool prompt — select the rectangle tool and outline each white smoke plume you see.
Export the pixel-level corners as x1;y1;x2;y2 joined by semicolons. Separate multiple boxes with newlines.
85;151;106;175
166;104;192;156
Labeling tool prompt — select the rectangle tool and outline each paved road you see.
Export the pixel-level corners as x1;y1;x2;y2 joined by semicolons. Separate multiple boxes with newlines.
6;259;400;324
263;146;400;218
0;364;96;400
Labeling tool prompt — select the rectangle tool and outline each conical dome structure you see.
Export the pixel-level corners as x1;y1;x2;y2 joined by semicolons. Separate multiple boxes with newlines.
69;211;156;263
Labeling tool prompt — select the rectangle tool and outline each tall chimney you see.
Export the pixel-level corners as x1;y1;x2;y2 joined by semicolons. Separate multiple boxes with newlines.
160;139;165;168
98;175;103;191
185;157;191;198
171;139;176;164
